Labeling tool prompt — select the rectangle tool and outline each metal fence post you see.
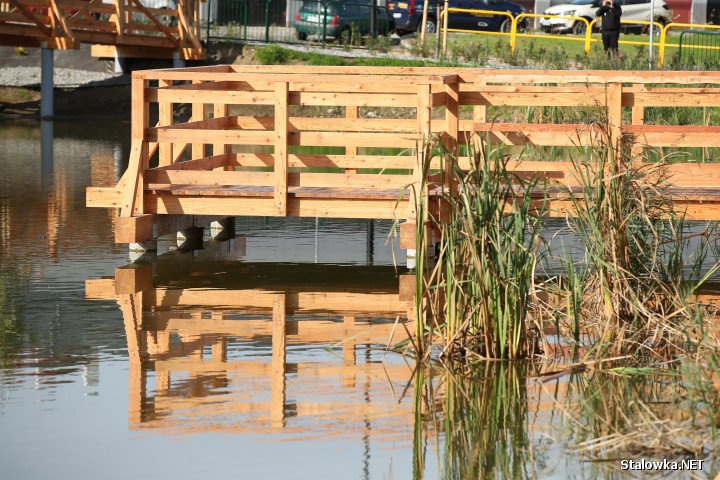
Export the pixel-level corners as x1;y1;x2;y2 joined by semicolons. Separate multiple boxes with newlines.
265;0;270;43
322;2;327;47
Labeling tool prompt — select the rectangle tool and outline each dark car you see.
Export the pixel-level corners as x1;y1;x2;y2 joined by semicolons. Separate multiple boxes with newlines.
387;0;526;35
295;0;392;40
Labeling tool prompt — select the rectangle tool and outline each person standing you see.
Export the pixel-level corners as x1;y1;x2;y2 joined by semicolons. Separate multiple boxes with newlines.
597;0;622;55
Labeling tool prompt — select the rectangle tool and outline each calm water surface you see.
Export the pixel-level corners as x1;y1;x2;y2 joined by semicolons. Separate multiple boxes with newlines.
0;120;715;480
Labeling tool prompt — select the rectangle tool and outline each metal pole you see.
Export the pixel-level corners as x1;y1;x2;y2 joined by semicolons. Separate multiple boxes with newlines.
265;0;270;43
370;0;377;38
40;45;54;119
649;0;655;68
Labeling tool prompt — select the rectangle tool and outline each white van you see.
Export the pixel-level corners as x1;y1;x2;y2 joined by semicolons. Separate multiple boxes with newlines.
540;0;671;35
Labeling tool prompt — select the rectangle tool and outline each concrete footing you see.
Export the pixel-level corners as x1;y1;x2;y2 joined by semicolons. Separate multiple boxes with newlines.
129;240;158;262
210;217;236;240
172;52;186;68
177;227;204;250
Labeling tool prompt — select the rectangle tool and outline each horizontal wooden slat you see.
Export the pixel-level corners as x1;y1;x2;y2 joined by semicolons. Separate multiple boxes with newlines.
148;195;410;219
460;91;608;107
232;153;417;169
146;170;412;189
627;125;720;147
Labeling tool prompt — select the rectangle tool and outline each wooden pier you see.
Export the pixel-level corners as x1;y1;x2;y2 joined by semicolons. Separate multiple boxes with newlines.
85;66;720;251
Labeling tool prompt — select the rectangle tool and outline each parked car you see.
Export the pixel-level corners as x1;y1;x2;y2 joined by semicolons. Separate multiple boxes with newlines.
540;0;670;35
387;0;526;35
295;0;392;40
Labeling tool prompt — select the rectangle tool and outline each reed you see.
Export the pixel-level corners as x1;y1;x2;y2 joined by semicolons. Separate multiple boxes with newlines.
413;135;545;360
555;126;720;359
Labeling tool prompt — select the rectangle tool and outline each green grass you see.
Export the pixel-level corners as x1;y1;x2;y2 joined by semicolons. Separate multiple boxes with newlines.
255;44;445;67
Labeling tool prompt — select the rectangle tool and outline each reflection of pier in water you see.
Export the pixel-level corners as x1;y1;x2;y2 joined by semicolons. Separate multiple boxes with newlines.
86;262;418;440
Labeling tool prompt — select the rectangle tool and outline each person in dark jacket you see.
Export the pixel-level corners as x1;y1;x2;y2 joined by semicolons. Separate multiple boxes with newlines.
596;0;622;55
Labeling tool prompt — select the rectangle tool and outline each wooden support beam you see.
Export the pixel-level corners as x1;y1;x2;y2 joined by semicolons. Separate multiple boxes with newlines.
190;79;206;160
158;79;173;167
630;83;645;161
414;83;432;221
213;103;229;157
444;80;460;189
274;81;289;216
345;105;358;174
607;82;623;173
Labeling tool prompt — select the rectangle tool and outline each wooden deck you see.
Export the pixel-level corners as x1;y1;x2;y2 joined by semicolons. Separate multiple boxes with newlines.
85;66;720;245
0;0;204;59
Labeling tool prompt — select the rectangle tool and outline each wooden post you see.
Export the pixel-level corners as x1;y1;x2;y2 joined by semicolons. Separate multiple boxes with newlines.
607;82;623;174
345;105;358;174
419;0;430;49
213;103;229;159
114;0;125;39
444;80;460;189
121;75;149;217
630;83;644;161
274;82;289;216
441;0;449;56
271;293;287;428
191;80;206;160
158;79;173;167
414;83;432;221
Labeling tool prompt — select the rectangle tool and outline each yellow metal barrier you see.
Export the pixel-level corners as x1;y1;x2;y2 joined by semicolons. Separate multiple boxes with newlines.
439;8;514;54
512;13;592;54
438;11;720;67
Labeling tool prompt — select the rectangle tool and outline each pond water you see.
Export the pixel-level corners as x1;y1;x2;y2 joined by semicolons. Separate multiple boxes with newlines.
0;120;717;480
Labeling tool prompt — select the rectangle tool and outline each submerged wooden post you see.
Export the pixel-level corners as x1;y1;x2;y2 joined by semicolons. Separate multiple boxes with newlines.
274;82;289;216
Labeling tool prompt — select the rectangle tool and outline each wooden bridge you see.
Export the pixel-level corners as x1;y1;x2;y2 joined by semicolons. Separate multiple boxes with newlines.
0;0;204;59
85;66;720;253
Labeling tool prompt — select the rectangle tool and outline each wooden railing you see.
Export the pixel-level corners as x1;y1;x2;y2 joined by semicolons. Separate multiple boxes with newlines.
0;0;203;58
86;66;720;245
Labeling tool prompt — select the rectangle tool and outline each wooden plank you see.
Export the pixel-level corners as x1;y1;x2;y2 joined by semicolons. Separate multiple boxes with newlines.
290;91;416;108
459;91;608;107
147;127;275;145
148;195;409;219
146;170;411;189
290;131;418;148
128;0;178;46
233;153;417;170
625;125;720;148
86;186;123;208
624;91;720;107
274;81;289;216
151;153;228;171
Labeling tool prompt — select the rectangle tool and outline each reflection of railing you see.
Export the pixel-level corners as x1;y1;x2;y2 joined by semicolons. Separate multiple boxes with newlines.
86;264;416;434
0;0;204;59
